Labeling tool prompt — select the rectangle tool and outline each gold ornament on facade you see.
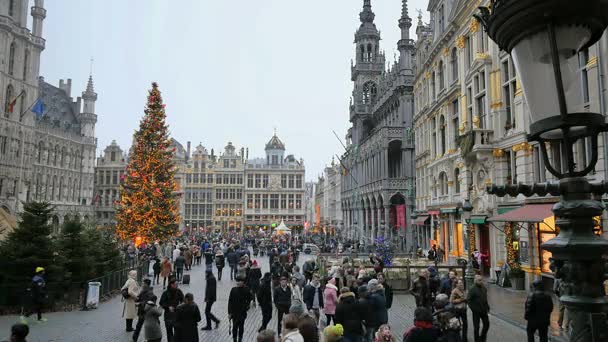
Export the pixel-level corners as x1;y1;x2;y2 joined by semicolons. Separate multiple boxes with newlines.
587;56;598;68
469;18;480;33
448;148;457;154
447;181;455;186
512;142;533;152
472;116;480;128
456;162;465;169
443;48;449;57
492;148;505;158
475;52;489;60
456;36;466;49
485;179;492;186
459;124;465;133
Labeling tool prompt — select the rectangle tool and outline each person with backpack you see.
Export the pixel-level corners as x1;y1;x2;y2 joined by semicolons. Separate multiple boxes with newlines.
433;294;462;342
525;280;553;342
215;250;226;281
121;270;140;332
132;279;155;342
22;267;47;322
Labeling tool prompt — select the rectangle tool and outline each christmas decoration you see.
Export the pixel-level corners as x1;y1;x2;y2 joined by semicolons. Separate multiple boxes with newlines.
504;222;519;268
115;82;180;242
374;236;394;266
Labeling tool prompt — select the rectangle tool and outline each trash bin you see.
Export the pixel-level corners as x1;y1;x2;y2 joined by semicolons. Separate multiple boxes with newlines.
86;282;102;309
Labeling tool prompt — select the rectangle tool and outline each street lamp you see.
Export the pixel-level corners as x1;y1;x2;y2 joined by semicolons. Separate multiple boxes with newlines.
462;198;474;289
476;1;608;340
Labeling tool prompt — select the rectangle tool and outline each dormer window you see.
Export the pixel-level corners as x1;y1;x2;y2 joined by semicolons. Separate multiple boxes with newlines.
362;82;377;105
8;0;14;17
438;5;445;34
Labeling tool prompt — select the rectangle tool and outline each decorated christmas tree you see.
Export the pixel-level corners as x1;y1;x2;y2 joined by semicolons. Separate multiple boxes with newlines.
115;82;180;242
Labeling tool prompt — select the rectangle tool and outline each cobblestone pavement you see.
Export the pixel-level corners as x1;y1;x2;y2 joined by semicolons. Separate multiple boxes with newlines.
0;253;529;342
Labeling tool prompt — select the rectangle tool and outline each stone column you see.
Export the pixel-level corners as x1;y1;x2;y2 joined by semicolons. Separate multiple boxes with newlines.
384;204;392;239
384;148;389;178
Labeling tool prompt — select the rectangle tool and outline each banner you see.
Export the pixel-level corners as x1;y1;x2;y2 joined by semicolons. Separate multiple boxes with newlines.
315;204;321;227
396;204;407;229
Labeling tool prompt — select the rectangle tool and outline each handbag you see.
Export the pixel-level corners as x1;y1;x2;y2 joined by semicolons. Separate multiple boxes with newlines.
121;287;130;299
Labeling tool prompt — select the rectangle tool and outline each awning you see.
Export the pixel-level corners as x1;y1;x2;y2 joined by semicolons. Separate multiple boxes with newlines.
440;208;457;213
487;203;554;223
413;215;430;225
497;206;519;215
470;215;487;224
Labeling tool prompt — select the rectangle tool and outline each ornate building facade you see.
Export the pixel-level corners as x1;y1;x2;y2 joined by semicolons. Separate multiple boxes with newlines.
213;142;245;231
244;134;305;232
413;0;608;287
93;141;126;227
340;0;416;250
0;0;97;234
314;161;343;235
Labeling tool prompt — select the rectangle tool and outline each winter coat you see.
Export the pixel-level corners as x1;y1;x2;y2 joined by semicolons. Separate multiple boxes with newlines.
525;289;554;326
153;261;161;275
334;292;364;336
228;285;252;319
303;283;324;310
121;277;140;319
143;303;163;340
411;277;431;308
282;329;305;342
160;287;184;323
174;255;186;269
173;248;181;262
205;276;217;303
204;251;214;265
215;254;225;268
274;285;293;310
248;266;262;293
257;276;273;308
30;274;47;303
184;250;193;265
161;260;172;278
136;284;156;316
382;282;394;309
293;272;306;289
368;290;388;327
291;284;303;302
403;323;441;342
449;287;467;311
467;284;490;314
174;302;202;342
227;251;238;266
323;283;338;315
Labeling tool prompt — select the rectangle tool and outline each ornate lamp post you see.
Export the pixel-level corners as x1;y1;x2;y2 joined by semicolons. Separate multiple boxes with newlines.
462;198;475;289
476;1;608;340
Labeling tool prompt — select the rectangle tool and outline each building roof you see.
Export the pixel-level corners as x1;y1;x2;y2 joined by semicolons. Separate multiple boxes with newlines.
38;79;81;134
171;138;187;159
265;133;285;150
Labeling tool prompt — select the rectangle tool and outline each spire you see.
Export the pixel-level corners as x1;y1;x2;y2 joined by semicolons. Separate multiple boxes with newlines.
399;0;412;40
86;74;95;94
359;0;375;23
401;0;409;20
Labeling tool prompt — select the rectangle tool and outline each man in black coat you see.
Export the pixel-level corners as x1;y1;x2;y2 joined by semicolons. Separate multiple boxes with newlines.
132;279;155;342
201;271;220;330
257;272;273;332
525;280;554;342
467;275;490;342
334;287;364;341
303;274;324;323
160;279;185;342
226;249;238;280
228;276;251;342
273;276;292;335
376;272;393;309
175;292;202;342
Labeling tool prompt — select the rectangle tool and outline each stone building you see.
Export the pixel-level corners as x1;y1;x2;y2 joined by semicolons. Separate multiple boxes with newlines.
213;142;245;232
93;141;126;227
340;0;416;250
0;0;97;234
179;143;215;234
303;181;315;229
413;0;608;287
314;161;343;235
244;133;305;233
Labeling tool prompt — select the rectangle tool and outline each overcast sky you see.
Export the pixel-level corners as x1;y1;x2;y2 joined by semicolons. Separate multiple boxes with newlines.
40;0;428;180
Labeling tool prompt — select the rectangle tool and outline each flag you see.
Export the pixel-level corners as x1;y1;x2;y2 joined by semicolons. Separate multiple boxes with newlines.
6;90;24;113
31;99;45;118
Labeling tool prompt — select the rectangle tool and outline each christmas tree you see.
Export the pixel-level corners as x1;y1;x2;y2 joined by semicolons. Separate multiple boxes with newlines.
57;219;95;282
116;82;180;242
0;201;63;285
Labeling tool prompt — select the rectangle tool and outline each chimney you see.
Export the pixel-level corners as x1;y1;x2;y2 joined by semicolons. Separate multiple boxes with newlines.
186;141;191;161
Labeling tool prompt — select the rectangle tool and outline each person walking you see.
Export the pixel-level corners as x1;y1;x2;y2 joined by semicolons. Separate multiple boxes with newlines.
450;279;468;342
143;296;163;342
367;279;388;336
258;272;274;332
215;250;226;281
173;246;181;263
303;273;324;324
323;278;339;326
228;276;252;342
357;285;374;342
152;258;161;285
204;248;215;272
160;257;173;289
554;277;570;331
22;267;47;322
174;252;186;283
525;280;553;342
440;271;457;295
201;271;220;330
274;276;293;335
174;293;202;342
160;279;185;342
249;260;262;307
335;287;364;342
132;279;155;342
411;270;431;309
290;276;303;303
227;248;238;280
376;273;393;310
292;265;306;289
121;270;140;332
184;248;193;271
467;275;490;342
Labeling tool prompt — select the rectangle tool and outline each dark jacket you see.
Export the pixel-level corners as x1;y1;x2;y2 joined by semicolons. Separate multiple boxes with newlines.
174;255;186;269
467;284;490;314
439;276;454;295
248;267;262;292
204;251;214;265
411;277;431;308
334;292;364;336
303;284;324;310
383;282;394;309
368;290;388;327
136;284;156;316
525;289;554;325
257;276;273;308
228;285;252;319
215;255;225;268
226;251;238;266
174;302;202;342
160;287;184;322
403;324;441;342
30;274;47;303
153;261;161;274
273;285;292;309
205;275;217;303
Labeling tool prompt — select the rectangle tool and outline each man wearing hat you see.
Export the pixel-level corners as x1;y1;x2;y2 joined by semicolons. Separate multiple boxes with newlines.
525;280;553;342
22;267;47;322
273;275;292;335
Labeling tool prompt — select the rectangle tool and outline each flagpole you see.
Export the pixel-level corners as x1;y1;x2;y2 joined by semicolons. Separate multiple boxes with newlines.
19;96;41;121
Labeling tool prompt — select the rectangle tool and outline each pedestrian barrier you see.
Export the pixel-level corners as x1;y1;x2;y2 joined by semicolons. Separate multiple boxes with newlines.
83;259;150;309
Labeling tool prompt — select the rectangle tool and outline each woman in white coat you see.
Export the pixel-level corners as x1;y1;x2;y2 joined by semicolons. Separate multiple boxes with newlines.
122;270;140;332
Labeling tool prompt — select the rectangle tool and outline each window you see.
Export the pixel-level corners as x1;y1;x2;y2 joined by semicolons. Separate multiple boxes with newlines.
4;84;13;117
288;175;295;189
439;172;448;196
216;174;222;184
465;36;472;69
533;145;546;183
296;175;302;188
474;71;487;129
270;194;279;209
438;61;444;90
432;118;437;156
208;174;213;184
579;49;590;104
501;58;517;130
506;150;517;184
8;0;14;16
247;174;253;188
280;194;287;209
454;168;461;193
186;174;192;183
466;86;473;128
451;48;458;82
295;194;302;209
255;174;261;188
281;174;287;188
362;82;377;104
8;43;15;76
230;174;236;185
578;137;594;173
262;174;268;188
223;174;229;184
431;72;436;99
247;194;253;208
438;5;445;33
223;159;229;168
254;194;261;208
478;30;487;53
112;171;118;184
193;173;199;183
452;99;459;144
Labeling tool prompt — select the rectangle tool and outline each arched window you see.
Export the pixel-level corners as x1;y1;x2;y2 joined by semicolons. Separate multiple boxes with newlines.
23;50;29;80
4;84;13;117
451;48;458;82
438;61;445;90
360;45;365;62
366;43;373;62
439;172;448;196
362;82;377;105
37;142;43;163
8;43;15;76
439;115;446;155
61;147;66;167
53;145;59;166
431;72;436;99
19;91;26;121
8;0;14;17
51;175;56;201
58;177;64;201
454;168;461;193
